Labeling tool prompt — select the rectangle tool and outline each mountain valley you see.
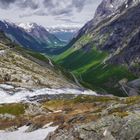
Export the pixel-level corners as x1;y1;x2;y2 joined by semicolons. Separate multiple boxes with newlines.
0;0;140;140
56;0;140;96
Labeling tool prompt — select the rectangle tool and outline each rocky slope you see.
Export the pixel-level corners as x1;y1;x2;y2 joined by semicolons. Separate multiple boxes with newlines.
0;95;140;140
56;0;140;96
45;96;140;140
0;31;77;89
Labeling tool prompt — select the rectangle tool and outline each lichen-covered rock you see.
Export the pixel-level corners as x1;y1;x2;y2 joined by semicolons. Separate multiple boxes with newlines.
45;114;140;140
25;104;49;116
44;95;140;140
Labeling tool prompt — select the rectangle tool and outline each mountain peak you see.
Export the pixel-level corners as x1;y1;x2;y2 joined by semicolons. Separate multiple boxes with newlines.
46;26;80;33
94;0;140;25
17;22;41;32
0;20;65;54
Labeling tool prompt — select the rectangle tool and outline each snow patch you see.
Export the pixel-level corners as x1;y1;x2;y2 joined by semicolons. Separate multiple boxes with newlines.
0;125;57;140
18;23;34;31
53;110;62;113
110;4;114;8
0;84;97;104
46;25;80;33
0;84;14;90
0;50;6;56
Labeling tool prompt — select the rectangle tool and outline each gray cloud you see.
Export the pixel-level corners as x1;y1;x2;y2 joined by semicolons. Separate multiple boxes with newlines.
43;0;54;9
43;0;87;14
0;0;39;9
17;0;39;10
71;0;86;12
0;0;102;27
0;0;16;8
0;0;91;16
55;17;81;24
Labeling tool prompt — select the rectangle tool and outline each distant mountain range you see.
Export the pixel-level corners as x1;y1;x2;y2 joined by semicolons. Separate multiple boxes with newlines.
18;22;63;46
46;26;79;42
0;21;66;55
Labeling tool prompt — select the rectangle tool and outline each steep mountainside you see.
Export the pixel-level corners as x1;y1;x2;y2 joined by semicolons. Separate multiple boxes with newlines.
55;0;140;96
68;0;140;46
18;23;65;48
0;21;65;55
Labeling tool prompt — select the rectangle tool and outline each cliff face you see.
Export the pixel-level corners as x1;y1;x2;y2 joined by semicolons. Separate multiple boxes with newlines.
70;0;140;45
83;0;140;31
93;3;140;66
93;0;140;25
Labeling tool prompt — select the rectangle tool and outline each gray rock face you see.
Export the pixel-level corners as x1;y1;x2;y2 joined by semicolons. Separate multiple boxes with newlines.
101;4;140;67
128;78;140;89
45;114;140;140
94;0;140;25
123;78;140;95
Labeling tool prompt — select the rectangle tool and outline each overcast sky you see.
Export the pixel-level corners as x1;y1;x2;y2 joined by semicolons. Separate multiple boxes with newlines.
0;0;102;28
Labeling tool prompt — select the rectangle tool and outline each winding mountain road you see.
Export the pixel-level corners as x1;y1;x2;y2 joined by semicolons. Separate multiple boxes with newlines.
48;57;54;67
70;72;82;88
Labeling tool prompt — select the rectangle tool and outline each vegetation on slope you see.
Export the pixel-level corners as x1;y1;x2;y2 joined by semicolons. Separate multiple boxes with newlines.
55;34;136;96
0;104;27;116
